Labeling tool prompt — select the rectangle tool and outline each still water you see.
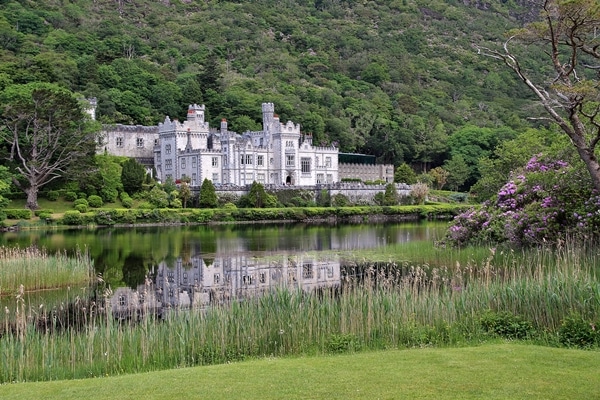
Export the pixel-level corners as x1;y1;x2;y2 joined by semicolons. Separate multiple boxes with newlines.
1;222;448;317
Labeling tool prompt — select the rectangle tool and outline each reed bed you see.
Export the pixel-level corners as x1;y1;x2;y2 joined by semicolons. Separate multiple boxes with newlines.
0;246;94;296
1;245;599;383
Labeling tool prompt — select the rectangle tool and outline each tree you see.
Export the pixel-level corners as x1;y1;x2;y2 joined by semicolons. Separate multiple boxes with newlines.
86;154;123;202
444;155;470;192
121;157;146;195
394;163;417;184
0;166;11;220
429;167;449;190
382;183;398;206
243;181;277;208
199;178;218;208
178;181;192;209
476;0;600;190
470;127;565;201
0;83;98;210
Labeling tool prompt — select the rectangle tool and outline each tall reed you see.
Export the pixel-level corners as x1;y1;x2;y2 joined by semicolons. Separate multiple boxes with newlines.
1;244;598;383
0;246;94;296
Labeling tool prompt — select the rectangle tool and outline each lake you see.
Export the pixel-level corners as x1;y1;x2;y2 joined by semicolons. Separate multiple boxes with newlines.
0;221;449;318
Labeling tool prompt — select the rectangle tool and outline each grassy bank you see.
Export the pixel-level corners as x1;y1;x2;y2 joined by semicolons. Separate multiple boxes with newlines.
3;201;470;228
1;245;598;383
0;344;598;399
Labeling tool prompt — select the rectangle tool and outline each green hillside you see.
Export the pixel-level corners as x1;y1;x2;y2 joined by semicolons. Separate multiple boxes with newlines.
0;0;543;168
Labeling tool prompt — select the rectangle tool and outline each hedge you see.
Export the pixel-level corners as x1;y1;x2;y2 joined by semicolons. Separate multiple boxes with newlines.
4;209;33;219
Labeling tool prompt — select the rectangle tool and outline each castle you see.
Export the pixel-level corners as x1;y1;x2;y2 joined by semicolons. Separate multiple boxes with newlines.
97;102;394;186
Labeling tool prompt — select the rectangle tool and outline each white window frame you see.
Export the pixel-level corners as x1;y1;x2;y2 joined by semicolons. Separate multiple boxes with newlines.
286;155;295;167
301;157;311;174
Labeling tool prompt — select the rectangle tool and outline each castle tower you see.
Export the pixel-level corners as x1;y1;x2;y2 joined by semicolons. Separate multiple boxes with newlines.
187;104;205;124
262;103;275;133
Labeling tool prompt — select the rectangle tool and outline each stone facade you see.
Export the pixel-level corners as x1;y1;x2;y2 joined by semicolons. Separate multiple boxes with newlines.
96;102;400;188
339;163;395;183
155;103;339;186
99;124;159;168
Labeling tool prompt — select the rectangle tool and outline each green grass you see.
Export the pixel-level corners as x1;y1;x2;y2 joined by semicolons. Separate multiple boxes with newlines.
0;344;598;399
7;197;124;214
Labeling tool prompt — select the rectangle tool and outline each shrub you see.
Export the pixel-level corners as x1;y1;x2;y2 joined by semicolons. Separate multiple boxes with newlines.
558;314;598;348
62;210;83;225
316;189;331;207
120;192;133;208
147;186;169;208
410;183;429;205
326;333;360;354
94;210;115;226
170;198;182;209
78;192;87;199
73;198;88;208
480;311;534;339
74;204;88;213
65;191;78;201
46;190;59;201
4;209;33;219
138;201;153;210
448;193;468;203
222;202;237;210
331;194;350;207
446;154;597;247
34;209;53;216
37;212;52;221
88;195;104;208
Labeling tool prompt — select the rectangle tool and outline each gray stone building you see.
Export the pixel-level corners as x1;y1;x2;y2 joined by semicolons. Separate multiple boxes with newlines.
96;102;394;186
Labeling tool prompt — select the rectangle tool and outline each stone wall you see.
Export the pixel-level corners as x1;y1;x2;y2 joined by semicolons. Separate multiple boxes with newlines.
339;163;395;183
206;182;412;205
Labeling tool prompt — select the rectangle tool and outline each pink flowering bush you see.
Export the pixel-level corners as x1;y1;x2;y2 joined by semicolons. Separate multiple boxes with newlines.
445;154;598;247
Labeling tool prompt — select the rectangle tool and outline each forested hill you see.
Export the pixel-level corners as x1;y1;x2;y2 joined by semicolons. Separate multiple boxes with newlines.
0;0;543;168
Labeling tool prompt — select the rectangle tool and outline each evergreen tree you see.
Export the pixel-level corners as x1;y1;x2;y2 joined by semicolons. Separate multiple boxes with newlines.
383;183;398;206
394;163;417;184
121;157;146;195
199;178;218;208
245;181;277;208
444;155;470;192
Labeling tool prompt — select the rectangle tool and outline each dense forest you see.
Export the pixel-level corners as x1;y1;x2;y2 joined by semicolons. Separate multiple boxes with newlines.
0;0;551;182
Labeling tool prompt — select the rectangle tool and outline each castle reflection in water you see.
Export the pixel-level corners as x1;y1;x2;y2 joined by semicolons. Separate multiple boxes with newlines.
110;254;341;319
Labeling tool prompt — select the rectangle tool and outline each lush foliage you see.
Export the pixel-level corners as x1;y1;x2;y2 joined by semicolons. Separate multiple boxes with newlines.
0;82;99;209
0;0;548;177
239;182;278;208
198;178;218;208
446;154;598;247
121;158;146;195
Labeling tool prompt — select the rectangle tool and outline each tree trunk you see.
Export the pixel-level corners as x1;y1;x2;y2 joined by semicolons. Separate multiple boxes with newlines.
25;185;39;210
569;114;600;192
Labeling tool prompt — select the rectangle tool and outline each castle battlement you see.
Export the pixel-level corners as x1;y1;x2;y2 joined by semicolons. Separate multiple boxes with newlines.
103;124;159;134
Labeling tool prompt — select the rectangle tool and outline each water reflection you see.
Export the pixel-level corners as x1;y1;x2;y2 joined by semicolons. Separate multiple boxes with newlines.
0;222;447;321
110;254;341;319
0;222;446;290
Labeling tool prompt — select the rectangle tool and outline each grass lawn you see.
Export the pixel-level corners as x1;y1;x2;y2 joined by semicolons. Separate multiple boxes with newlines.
0;343;598;399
